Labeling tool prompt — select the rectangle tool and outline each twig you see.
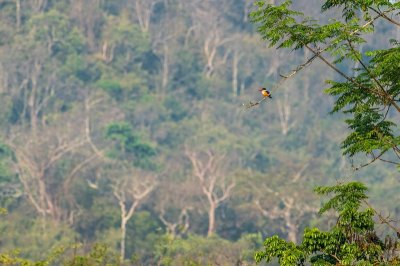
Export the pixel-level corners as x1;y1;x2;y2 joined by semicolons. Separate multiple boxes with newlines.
354;151;385;170
378;158;400;165
364;200;400;235
369;7;400;27
243;7;395;110
346;39;398;109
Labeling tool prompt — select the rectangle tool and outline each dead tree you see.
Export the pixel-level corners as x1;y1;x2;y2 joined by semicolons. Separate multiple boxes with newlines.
112;171;156;260
185;148;235;237
6;94;113;223
189;1;234;78
8;112;89;221
133;0;157;33
231;48;243;97
254;195;316;243
158;207;191;238
252;162;314;243
15;0;21;29
202;31;233;78
152;31;176;95
276;88;297;135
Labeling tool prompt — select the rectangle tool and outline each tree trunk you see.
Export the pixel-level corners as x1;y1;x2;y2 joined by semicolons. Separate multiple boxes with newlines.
282;198;297;243
135;0;152;33
16;0;21;29
277;89;296;135
203;34;218;78
161;44;169;95
185;149;234;238
113;179;154;261
232;51;239;97
120;217;127;260
29;74;38;138
0;64;6;94
284;210;297;243
207;201;216;237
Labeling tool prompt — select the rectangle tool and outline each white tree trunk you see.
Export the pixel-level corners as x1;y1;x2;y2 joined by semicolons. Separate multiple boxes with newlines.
207;199;216;236
16;0;21;29
232;51;240;97
162;44;169;93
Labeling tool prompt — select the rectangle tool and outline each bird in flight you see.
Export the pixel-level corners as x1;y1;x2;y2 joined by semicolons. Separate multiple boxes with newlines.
258;88;272;99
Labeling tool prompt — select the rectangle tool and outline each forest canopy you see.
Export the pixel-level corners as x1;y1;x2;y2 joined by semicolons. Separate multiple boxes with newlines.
0;0;399;265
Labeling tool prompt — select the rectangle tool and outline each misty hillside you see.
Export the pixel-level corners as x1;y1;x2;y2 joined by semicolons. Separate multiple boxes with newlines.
0;0;399;265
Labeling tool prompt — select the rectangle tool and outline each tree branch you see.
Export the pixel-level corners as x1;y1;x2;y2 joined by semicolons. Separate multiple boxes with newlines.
245;8;394;109
346;39;396;107
369;7;400;28
364;200;400;235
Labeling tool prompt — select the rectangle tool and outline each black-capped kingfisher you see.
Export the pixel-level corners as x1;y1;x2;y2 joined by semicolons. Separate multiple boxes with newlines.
258;88;272;98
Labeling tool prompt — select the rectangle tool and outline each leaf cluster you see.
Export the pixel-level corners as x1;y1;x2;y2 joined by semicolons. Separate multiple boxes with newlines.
255;182;400;265
105;122;157;169
0;243;120;266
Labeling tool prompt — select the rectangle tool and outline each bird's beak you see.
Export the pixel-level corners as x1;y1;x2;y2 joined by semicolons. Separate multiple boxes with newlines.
258;89;262;91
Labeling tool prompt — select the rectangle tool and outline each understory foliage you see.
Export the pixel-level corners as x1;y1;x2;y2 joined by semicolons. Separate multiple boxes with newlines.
255;182;400;265
0;243;120;266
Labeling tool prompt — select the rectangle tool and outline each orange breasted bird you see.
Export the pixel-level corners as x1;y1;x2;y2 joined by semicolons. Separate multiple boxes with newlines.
258;88;272;98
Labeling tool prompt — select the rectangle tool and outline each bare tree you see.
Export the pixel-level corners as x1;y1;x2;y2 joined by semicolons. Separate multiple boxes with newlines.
185;148;235;237
254;195;316;243
23;0;48;13
202;31;233;78
159;207;191;238
186;0;235;78
111;169;156;260
276;88;297;135
9;55;56;138
7;104;91;221
15;0;21;29
132;0;158;33
231;47;243;97
4;89;119;223
152;30;177;95
70;0;102;50
153;154;199;238
252;163;315;243
0;63;7;94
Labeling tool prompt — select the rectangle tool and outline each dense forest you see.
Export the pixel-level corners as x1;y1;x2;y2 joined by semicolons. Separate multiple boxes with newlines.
0;0;399;265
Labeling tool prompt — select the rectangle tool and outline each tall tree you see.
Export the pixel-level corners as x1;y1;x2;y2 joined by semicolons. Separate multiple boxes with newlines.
185;148;235;237
7;103;93;221
251;0;400;168
251;0;400;264
110;167;156;260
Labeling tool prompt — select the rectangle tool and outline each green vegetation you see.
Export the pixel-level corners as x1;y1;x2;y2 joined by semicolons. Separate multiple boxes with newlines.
0;243;120;266
252;0;400;161
252;0;400;264
256;182;400;265
0;0;399;265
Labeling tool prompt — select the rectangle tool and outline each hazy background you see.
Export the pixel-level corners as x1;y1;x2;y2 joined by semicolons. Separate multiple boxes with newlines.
0;0;399;264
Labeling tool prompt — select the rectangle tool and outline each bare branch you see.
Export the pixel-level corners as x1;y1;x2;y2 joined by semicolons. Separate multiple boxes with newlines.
292;162;309;183
244;8;397;109
364;200;400;235
186;148;234;236
215;181;236;205
369;7;400;27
